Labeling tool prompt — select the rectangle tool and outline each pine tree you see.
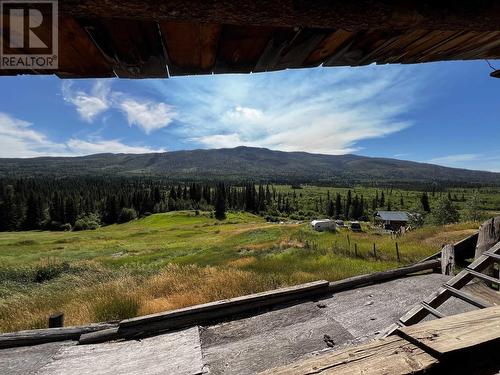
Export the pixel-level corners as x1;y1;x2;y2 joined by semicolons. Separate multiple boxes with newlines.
214;183;226;220
421;192;431;212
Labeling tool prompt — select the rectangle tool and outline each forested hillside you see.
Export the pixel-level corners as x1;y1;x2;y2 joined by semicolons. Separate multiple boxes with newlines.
1;147;499;186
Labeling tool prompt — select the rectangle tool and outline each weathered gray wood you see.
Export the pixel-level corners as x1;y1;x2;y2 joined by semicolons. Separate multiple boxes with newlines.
465;267;500;286
420;301;445;318
0;323;118;349
442;284;490;309
327;259;440;293
78;328;120;345
475;216;500;278
37;327;204;375
117;280;330;339
419;231;478;263
441;244;455;276
398;241;500;326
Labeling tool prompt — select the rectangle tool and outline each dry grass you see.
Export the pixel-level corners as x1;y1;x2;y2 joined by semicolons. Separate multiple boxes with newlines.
0;263;278;332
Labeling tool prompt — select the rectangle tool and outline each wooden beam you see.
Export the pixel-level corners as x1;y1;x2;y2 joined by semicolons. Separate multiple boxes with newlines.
0;323;118;349
105;280;330;341
327;259;440;293
56;1;500;32
442;284;491;309
441;244;455;276
397;305;500;356
420;301;445;319
465;268;499;286
259;335;437;375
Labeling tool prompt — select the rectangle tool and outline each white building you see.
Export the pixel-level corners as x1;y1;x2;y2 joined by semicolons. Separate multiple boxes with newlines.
310;219;336;232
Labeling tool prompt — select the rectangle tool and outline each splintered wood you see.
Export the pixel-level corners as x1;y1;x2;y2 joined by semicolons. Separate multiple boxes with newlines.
397;305;500;356
259;336;437;375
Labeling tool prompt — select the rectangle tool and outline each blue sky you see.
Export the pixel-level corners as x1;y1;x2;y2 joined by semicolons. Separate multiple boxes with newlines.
0;60;499;171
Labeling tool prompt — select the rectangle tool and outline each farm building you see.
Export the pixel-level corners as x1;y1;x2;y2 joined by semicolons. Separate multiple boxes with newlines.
311;219;336;232
374;211;409;231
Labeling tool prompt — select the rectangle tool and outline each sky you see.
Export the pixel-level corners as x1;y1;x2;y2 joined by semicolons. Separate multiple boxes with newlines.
0;60;499;171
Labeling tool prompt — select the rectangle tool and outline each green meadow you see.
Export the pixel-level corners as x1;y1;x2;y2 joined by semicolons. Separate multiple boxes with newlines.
0;210;480;332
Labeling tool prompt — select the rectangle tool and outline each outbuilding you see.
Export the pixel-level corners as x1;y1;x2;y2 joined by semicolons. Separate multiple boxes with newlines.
374;211;409;231
311;219;336;232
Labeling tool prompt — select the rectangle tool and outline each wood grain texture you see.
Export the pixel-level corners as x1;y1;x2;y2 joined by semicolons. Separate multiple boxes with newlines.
259;335;437;375
0;323;118;349
397;305;500;356
56;1;500;31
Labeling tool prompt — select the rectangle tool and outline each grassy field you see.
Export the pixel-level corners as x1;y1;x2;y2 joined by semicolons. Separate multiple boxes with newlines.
0;210;480;332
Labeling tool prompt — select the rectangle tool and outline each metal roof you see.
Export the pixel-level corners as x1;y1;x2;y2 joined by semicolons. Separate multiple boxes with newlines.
375;211;409;222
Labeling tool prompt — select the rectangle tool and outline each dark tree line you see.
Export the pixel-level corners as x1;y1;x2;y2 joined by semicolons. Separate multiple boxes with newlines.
0;177;378;232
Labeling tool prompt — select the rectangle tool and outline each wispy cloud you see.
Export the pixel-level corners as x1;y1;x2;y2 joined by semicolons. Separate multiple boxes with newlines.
150;66;423;154
62;81;110;122
0;112;164;158
428;153;500;172
62;81;177;134
117;98;176;134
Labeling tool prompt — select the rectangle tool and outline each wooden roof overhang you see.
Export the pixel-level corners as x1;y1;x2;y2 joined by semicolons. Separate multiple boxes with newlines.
1;0;500;78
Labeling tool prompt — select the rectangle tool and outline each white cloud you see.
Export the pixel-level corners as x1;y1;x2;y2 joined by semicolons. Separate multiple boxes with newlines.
0;112;164;158
153;66;423;155
118;99;176;134
427;153;500;172
66;139;165;155
62;81;177;134
62;81;110;122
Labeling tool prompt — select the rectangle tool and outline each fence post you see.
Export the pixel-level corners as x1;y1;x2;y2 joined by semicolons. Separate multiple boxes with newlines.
396;242;401;262
49;312;64;328
354;243;358;257
373;243;377;259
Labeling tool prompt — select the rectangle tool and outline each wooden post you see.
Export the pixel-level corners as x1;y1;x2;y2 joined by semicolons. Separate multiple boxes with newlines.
354;243;358;257
475;216;500;280
395;242;400;262
49;312;64;328
373;243;377;260
441;244;455;276
347;234;351;247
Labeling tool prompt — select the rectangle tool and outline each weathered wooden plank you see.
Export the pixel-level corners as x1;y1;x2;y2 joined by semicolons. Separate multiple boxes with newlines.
259;335;437;375
56;16;114;78
160;21;221;75
465;267;500;286
56;1;500;32
305;29;354;66
399;242;500;326
442;284;490;309
397;305;500;356
327;259;440;293
116;280;330;339
441;244;455;276
0;323;118;349
78;327;120;345
80;18;168;78
215;25;275;73
420;301;445;319
38;327;204;375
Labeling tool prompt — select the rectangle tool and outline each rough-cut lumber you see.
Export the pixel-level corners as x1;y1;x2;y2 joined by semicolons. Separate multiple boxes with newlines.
399;241;500;326
0;323;118;349
442;284;490;309
475;216;500;278
397;305;500;356
419;231;478;264
259;335;437;375
57;1;500;32
115;280;330;339
327;259;440;293
78;328;121;345
37;327;204;375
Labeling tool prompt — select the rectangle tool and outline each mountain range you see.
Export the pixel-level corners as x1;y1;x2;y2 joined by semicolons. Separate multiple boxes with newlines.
0;147;498;185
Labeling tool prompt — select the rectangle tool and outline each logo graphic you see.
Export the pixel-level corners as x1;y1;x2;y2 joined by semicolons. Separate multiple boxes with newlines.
1;0;58;69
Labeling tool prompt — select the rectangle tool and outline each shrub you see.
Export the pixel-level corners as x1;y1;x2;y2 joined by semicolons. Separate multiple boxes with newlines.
74;213;101;231
93;295;140;321
61;223;72;231
118;208;137;223
34;261;70;283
